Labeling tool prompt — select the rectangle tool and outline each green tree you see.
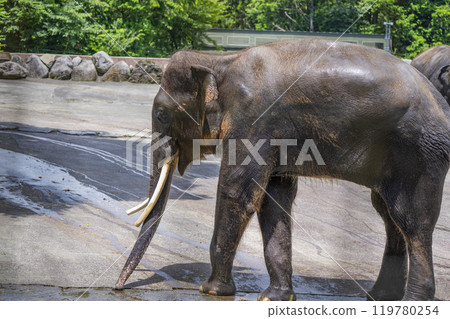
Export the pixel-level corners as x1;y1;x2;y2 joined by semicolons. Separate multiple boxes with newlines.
218;0;253;29
0;0;7;50
228;1;360;33
0;0;97;54
356;0;449;58
245;0;311;31
84;0;157;56
315;1;359;32
403;0;450;57
430;3;450;45
41;0;98;54
1;0;45;52
0;0;226;57
149;0;226;55
0;0;447;58
355;0;408;54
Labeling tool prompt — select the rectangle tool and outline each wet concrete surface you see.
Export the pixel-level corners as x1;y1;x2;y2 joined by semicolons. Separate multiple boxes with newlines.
0;78;449;301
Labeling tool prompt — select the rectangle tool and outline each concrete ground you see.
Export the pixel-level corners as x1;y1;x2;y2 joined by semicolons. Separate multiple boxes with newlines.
0;78;449;301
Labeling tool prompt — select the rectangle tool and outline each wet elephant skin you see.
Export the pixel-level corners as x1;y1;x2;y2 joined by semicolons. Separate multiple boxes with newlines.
115;39;450;301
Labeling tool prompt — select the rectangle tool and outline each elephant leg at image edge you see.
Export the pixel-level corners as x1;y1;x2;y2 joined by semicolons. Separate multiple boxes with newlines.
376;166;445;301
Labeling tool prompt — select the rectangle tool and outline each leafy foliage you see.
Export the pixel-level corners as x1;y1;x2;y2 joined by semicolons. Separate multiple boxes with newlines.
245;0;310;31
1;0;96;54
0;0;7;50
0;0;225;56
431;4;450;45
84;0;158;56
218;0;253;29
150;0;227;54
356;0;450;58
222;0;449;58
315;1;359;32
0;0;448;58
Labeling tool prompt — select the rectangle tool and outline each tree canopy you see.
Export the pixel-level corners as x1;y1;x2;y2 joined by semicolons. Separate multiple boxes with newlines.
0;0;448;58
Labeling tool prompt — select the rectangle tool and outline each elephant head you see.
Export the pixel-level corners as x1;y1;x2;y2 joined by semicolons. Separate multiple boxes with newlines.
114;52;224;290
438;65;450;103
411;44;450;104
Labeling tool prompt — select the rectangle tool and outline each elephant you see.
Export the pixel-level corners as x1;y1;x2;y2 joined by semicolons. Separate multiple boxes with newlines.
411;45;450;104
114;39;450;301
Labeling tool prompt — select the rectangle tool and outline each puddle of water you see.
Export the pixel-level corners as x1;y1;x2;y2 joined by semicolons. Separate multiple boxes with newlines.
0;284;368;301
0;284;259;301
0;148;128;220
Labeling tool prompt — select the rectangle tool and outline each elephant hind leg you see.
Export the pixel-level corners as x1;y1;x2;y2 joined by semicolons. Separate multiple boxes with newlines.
368;190;407;301
376;165;446;301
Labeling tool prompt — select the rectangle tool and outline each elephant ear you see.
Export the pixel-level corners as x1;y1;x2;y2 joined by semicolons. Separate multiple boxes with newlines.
191;65;219;135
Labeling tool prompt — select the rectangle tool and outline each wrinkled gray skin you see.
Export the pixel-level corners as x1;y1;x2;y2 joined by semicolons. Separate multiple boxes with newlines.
412;45;450;105
114;39;450;301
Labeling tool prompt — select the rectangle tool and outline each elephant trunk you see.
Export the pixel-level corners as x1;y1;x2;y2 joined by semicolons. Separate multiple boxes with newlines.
113;155;177;290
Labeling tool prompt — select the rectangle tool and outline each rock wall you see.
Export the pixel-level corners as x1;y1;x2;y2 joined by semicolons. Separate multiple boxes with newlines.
0;51;166;83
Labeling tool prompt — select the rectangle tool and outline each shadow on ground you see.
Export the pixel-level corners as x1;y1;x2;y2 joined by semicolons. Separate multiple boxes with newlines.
119;262;374;300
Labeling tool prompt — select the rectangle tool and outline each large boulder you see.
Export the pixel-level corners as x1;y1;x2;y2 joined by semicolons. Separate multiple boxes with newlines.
72;56;82;68
0;52;11;63
10;54;26;68
129;59;162;84
72;60;97;81
92;51;114;75
101;61;130;82
39;54;56;69
49;56;73;80
26;54;49;78
0;61;28;79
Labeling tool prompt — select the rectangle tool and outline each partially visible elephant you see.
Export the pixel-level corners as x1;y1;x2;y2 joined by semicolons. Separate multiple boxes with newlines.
114;39;450;301
412;45;450;104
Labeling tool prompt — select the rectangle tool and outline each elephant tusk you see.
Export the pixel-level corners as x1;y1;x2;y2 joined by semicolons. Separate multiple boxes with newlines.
126;198;150;216
134;155;177;227
134;163;170;227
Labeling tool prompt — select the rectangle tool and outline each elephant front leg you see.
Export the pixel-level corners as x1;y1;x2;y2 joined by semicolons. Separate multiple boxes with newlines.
199;191;257;296
257;176;298;301
199;206;251;296
200;166;271;296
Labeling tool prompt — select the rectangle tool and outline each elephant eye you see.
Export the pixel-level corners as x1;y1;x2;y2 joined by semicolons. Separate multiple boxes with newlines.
156;108;169;124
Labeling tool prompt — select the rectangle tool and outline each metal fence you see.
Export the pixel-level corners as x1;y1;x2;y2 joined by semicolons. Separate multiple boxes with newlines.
204;29;386;51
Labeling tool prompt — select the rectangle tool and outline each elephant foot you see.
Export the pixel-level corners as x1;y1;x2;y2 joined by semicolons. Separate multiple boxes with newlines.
113;284;124;290
401;295;434;301
258;287;296;301
199;278;236;296
367;287;404;301
113;278;127;290
401;289;435;301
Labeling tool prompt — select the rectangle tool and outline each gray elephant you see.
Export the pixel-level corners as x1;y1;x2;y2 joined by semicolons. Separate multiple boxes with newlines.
114;39;450;301
412;45;450;104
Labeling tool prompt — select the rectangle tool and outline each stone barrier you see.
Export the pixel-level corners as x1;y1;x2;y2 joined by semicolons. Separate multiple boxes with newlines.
11;53;169;69
0;51;169;83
